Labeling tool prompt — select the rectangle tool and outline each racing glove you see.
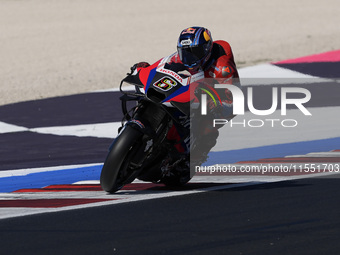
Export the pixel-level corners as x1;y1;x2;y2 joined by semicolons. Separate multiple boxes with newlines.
130;62;150;74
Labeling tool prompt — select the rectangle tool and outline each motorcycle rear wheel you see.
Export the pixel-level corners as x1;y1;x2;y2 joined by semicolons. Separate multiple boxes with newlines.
100;125;143;193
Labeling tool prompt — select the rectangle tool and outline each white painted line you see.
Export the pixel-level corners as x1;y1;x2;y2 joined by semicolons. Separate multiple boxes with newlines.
0;121;28;133
0;120;122;138
93;85;135;93
238;63;330;86
239;63;316;78
286;152;340;158
0;163;103;178
30;122;122;138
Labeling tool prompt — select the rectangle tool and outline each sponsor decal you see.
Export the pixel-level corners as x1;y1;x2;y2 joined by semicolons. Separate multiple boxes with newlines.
203;31;211;41
153;77;177;91
190;71;205;83
181;27;196;34
181;39;192;46
222;66;232;77
158;68;183;83
130;120;145;129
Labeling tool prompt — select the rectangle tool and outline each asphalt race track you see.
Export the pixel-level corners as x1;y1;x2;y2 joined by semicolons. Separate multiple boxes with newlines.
1;176;340;255
0;50;340;254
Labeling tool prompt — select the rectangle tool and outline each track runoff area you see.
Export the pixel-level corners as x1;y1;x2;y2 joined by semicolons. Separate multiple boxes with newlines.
0;50;339;220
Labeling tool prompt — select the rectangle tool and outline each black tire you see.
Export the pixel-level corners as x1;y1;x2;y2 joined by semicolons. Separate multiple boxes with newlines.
100;125;143;193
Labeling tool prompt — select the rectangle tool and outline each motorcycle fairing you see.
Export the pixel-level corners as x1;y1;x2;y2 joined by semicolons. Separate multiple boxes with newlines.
124;56;204;105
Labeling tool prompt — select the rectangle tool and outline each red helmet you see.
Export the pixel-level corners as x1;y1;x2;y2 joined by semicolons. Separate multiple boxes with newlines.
177;27;213;69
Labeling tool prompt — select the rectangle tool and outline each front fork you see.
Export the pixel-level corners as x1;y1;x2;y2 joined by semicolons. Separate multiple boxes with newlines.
120;100;170;169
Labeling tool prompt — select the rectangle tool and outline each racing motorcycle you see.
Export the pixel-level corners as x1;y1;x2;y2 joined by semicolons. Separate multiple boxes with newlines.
100;57;206;193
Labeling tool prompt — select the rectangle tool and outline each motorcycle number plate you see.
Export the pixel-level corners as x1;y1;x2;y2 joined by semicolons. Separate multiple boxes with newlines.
153;77;177;91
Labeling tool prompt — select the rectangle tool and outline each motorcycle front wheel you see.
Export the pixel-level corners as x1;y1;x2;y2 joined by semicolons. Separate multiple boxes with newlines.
100;125;143;193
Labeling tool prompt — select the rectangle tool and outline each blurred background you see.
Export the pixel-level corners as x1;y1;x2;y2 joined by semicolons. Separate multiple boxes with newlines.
1;0;339;105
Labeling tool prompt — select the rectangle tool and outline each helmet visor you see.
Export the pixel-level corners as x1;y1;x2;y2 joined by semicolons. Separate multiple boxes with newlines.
178;44;207;67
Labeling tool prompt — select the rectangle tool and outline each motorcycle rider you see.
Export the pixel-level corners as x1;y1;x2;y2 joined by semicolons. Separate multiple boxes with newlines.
131;26;239;182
